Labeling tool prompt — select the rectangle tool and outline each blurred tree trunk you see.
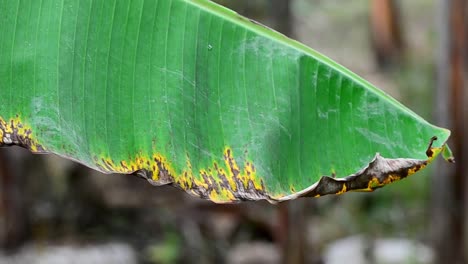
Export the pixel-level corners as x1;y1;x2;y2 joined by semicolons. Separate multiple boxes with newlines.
213;0;265;20
278;200;306;264
269;0;293;37
432;0;467;263
0;148;28;250
369;0;404;69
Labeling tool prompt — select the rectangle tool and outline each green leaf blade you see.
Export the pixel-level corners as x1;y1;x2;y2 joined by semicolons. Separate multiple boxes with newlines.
0;0;451;203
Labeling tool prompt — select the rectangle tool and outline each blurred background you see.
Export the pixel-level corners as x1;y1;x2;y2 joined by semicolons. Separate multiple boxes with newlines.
0;0;466;263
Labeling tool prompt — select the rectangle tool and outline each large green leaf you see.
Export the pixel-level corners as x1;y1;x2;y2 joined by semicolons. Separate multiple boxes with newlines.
0;0;452;203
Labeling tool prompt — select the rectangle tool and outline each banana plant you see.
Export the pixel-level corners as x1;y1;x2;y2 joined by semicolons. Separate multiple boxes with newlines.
0;0;453;203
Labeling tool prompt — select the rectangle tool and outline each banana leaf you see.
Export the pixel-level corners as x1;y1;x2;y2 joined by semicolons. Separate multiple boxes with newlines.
0;0;452;203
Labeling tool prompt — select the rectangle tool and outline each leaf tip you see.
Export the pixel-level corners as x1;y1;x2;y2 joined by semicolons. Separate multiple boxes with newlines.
442;144;455;163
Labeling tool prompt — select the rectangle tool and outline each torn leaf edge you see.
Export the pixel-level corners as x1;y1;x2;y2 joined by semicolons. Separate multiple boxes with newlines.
276;136;451;203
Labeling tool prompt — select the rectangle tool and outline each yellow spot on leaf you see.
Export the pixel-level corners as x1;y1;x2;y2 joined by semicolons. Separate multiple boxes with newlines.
382;174;401;185
367;177;380;190
0;116;43;152
336;184;347;195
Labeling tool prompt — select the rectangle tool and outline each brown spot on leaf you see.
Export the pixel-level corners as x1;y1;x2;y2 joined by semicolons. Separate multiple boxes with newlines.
0;116;45;152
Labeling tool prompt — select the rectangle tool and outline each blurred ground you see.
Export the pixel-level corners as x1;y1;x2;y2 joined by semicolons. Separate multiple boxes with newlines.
0;1;441;263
